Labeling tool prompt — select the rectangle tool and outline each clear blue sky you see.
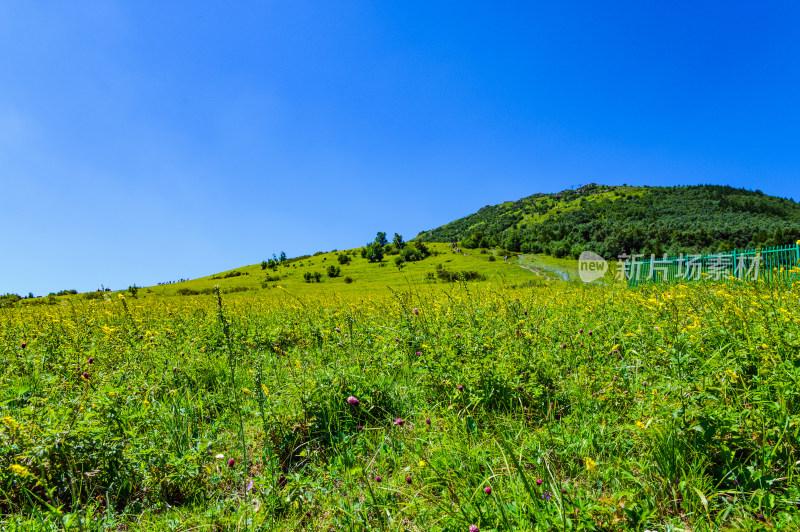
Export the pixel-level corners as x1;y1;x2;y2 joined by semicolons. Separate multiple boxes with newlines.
2;1;799;296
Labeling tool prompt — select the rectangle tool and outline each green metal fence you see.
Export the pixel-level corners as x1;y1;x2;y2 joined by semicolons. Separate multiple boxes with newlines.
624;243;800;287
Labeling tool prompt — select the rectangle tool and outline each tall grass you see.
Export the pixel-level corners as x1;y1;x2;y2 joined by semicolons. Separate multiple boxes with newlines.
0;279;798;530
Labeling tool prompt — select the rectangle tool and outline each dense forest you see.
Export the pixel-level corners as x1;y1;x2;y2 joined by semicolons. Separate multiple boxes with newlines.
418;184;800;259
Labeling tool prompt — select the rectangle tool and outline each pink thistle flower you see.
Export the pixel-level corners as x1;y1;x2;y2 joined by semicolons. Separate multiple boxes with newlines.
394;418;404;426
347;396;359;406
228;458;235;468
484;486;492;495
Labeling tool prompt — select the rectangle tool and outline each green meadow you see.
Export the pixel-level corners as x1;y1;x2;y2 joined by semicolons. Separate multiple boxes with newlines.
146;243;553;298
1;244;799;531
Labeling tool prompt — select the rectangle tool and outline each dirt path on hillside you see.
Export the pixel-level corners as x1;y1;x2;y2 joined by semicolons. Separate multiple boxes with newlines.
518;264;547;277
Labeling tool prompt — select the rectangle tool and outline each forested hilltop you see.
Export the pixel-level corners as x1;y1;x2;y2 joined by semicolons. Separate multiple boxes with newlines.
418;184;800;259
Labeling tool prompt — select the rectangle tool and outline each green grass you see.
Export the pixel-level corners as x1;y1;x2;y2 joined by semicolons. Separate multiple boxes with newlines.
2;254;799;531
142;243;546;299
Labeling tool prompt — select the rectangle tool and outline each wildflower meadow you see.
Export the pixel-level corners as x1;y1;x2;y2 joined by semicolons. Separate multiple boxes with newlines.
1;270;799;530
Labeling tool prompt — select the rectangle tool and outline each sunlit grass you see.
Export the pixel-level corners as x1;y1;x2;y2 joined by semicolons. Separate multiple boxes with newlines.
1;275;798;530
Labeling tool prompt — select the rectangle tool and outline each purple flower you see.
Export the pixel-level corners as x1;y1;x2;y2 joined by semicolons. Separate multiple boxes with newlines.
484;486;492;495
588;330;593;335
425;418;431;425
357;425;363;431
541;490;551;501
88;357;94;364
335;327;340;333
81;372;89;380
579;328;583;333
456;334;460;339
394;418;404;426
469;525;480;532
347;396;359;406
337;342;343;347
413;308;419;315
375;476;382;482
406;476;412;484
228;457;235;468
20;342;26;348
536;478;542;485
416;351;422;356
457;385;463;391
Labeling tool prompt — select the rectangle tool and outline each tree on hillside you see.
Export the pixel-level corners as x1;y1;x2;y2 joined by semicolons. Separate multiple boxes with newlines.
376;232;388;246
365;242;384;262
394;233;404;249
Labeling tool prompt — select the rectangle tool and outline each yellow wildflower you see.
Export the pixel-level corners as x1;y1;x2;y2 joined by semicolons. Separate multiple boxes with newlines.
585;457;597;472
10;464;30;477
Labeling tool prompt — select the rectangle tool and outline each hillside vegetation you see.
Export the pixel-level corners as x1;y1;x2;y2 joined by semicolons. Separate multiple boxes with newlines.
419;184;800;259
2;277;799;530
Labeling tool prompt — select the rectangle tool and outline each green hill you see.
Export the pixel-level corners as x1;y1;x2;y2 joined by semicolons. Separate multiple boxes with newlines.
126;242;560;301
418;184;800;259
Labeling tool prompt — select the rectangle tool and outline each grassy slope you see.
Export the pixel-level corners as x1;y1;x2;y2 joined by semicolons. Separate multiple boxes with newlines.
3;277;799;530
141;243;551;299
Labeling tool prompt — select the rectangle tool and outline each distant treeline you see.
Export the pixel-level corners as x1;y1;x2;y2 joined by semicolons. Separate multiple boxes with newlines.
419;184;800;259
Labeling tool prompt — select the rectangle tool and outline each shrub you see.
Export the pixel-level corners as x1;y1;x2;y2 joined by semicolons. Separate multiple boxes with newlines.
177;288;200;296
343;276;354;283
365;242;384;262
55;289;78;296
337;253;351;265
488;255;496;262
304;272;323;283
435;268;486;282
327;265;341;278
213;271;248;279
0;294;22;308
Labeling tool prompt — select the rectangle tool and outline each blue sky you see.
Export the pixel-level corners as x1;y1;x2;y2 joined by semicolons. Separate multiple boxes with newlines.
2;1;799;295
